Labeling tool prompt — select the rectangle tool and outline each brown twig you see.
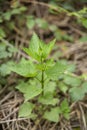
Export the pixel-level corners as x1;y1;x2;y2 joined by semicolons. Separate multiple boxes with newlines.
20;0;69;14
78;102;87;130
0;38;30;59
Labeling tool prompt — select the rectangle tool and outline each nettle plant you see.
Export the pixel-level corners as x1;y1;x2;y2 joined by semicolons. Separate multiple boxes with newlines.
11;33;87;122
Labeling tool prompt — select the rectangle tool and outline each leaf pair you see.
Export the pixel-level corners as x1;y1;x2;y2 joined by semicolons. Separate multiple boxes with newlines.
43;99;70;122
23;33;55;61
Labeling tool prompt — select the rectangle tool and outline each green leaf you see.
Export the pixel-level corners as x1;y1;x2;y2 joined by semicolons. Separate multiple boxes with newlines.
24;86;42;101
81;18;87;28
8;45;17;53
23;47;40;61
46;61;67;80
0;44;8;59
23;33;55;61
0;16;3;23
36;63;46;71
38;92;59;105
0;61;14;76
43;107;60;122
16;82;30;93
60;99;70;119
79;36;87;42
27;18;35;29
36;59;54;71
66;64;76;72
69;87;84;101
58;82;68;93
42;39;56;59
45;59;55;68
11;58;37;77
19;102;34;117
36;18;48;29
44;81;56;93
64;76;81;87
0;28;6;38
28;33;40;53
16;82;42;101
23;33;41;61
70;81;87;101
11;7;26;15
35;72;47;83
3;12;12;21
49;24;57;32
81;82;87;93
81;73;87;80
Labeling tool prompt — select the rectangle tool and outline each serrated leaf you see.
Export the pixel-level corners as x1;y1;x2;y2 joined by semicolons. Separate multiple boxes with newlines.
38;92;58;105
16;82;42;101
23;33;55;61
19;102;34;117
43;39;56;59
69;87;84;101
24;86;42;101
64;76;81;87
60;99;70;119
11;58;37;77
23;47;40;61
43;107;60;122
0;61;14;76
29;33;40;53
16;82;30;93
70;81;87;101
81;82;87;93
23;33;41;61
46;61;67;80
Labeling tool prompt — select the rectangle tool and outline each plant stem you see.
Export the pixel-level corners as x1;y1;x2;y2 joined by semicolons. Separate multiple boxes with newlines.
41;57;44;95
42;70;44;95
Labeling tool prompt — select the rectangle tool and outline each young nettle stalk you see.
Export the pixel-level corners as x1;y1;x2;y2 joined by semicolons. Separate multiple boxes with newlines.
11;33;70;122
41;67;44;95
40;57;47;95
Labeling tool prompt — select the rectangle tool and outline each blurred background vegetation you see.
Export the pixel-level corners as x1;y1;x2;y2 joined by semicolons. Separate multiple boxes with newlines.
1;0;87;81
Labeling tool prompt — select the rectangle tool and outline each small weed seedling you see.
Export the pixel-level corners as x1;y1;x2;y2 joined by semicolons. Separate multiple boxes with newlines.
11;33;87;122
